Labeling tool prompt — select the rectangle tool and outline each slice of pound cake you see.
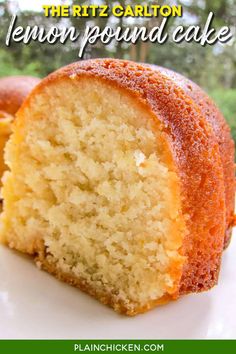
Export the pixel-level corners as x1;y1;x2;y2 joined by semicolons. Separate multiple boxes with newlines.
0;59;235;315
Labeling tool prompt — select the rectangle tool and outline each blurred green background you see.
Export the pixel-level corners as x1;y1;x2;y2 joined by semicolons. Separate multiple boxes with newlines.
0;0;235;144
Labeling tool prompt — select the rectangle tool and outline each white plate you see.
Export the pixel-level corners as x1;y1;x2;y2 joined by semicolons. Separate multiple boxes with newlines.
0;230;236;339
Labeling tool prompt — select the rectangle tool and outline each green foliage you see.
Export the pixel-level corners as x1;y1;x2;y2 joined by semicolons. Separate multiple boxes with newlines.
0;49;41;77
210;89;236;145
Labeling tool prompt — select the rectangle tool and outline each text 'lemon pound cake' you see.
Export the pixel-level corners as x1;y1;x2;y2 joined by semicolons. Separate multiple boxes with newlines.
0;76;40;183
0;59;235;315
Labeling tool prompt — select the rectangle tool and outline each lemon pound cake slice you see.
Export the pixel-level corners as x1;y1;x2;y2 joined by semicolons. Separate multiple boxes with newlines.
0;59;233;315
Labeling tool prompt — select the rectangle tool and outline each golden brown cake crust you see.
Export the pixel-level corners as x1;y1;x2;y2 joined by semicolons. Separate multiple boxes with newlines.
153;66;235;248
0;76;40;185
0;76;40;116
18;58;226;298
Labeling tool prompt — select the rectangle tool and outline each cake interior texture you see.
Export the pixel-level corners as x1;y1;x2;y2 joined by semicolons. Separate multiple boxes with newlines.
0;77;187;314
0;111;13;184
